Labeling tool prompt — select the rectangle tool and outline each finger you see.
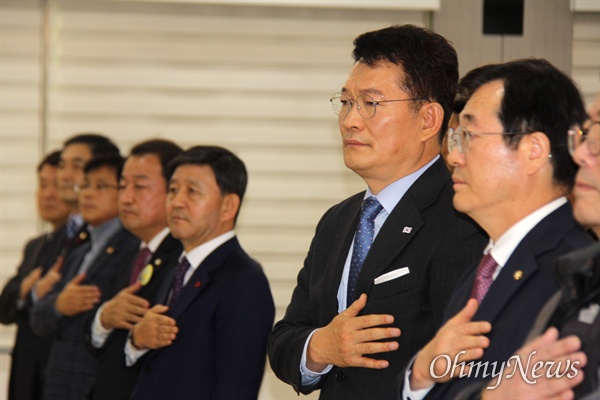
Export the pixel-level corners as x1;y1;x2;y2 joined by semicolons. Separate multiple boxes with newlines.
457;320;492;336
356;339;400;356
31;267;43;279
123;293;150;309
150;304;170;314
124;282;142;294
51;256;64;273
352;355;390;369
353;313;397;330
450;298;480;325
343;293;368;318
69;272;87;285
355;326;401;343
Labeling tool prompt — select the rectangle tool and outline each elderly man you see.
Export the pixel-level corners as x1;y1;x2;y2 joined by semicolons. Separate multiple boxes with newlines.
401;59;595;400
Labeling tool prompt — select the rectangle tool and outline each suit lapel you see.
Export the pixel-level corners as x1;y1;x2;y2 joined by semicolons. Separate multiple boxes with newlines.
353;158;448;302
166;238;238;319
474;203;577;322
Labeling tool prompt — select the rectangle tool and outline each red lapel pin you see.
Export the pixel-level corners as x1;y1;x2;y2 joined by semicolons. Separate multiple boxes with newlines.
194;281;201;288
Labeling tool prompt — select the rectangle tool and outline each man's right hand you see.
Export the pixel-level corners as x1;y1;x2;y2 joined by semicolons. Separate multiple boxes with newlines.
100;282;150;330
306;293;401;372
410;299;492;390
34;257;64;299
55;273;101;316
131;304;178;350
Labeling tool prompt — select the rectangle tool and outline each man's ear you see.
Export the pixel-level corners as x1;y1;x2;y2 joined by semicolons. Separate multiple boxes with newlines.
221;193;241;223
419;102;444;143
521;131;551;174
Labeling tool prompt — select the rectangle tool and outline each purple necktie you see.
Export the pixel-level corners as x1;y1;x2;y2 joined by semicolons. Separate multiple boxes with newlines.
169;257;191;307
471;253;499;303
347;197;383;307
129;247;152;285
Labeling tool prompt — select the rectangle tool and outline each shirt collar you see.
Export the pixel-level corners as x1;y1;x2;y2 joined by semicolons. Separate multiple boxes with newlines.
88;217;122;245
487;197;567;266
365;155;439;214
179;230;236;269
140;227;170;253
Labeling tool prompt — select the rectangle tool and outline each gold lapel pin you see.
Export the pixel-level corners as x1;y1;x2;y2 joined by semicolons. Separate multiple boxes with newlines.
155;258;162;266
106;246;114;254
79;232;88;240
514;270;523;281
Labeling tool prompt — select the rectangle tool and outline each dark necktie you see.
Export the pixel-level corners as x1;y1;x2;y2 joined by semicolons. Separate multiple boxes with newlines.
169;257;191;307
129;247;152;285
347;197;383;307
65;216;79;240
471;253;499;303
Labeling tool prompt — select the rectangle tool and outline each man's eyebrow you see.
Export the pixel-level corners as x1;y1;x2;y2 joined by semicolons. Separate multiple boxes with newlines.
459;112;474;125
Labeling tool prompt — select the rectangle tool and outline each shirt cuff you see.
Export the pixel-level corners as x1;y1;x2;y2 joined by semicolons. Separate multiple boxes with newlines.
125;331;149;367
402;358;434;400
91;303;113;348
300;329;333;386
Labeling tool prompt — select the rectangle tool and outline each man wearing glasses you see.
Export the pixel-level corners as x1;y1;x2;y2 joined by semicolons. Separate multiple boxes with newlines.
268;24;487;400
400;59;595;400
30;154;139;400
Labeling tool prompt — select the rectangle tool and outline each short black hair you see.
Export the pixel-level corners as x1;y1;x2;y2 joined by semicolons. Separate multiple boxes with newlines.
64;133;120;158
129;139;183;181
352;24;459;135
458;58;586;190
37;150;62;172
167;146;247;222
84;154;125;182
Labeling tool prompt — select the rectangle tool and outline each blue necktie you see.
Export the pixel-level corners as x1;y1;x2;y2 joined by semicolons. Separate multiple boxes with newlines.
65;216;79;240
347;197;383;307
169;257;190;307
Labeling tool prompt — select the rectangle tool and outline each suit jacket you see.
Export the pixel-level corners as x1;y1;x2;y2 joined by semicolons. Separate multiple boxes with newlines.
88;233;182;400
0;226;67;400
453;242;600;400
130;237;275;400
415;202;595;399
268;157;488;400
29;224;140;400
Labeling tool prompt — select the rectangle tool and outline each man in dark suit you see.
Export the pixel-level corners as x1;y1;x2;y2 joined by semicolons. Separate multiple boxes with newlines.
86;139;183;400
126;146;275;400
0;151;71;400
401;59;595;400
30;154;140;400
453;94;600;400
267;25;487;400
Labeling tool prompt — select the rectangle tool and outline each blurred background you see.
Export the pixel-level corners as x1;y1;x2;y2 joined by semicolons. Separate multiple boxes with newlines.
1;0;598;398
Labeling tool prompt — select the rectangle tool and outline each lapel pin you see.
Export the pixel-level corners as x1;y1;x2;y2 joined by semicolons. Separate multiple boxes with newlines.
155;258;162;266
402;227;412;234
194;281;201;288
106;246;114;254
513;270;523;281
79;232;88;240
138;264;154;286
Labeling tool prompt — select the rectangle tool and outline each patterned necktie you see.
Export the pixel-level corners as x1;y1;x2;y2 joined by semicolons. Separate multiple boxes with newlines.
347;197;383;307
129;247;152;285
471;253;499;303
65;216;79;240
169;257;191;307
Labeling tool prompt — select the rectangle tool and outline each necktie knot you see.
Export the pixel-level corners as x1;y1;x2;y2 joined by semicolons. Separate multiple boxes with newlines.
347;197;383;307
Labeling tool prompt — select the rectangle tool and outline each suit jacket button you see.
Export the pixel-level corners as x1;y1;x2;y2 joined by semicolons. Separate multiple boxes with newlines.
335;370;346;382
